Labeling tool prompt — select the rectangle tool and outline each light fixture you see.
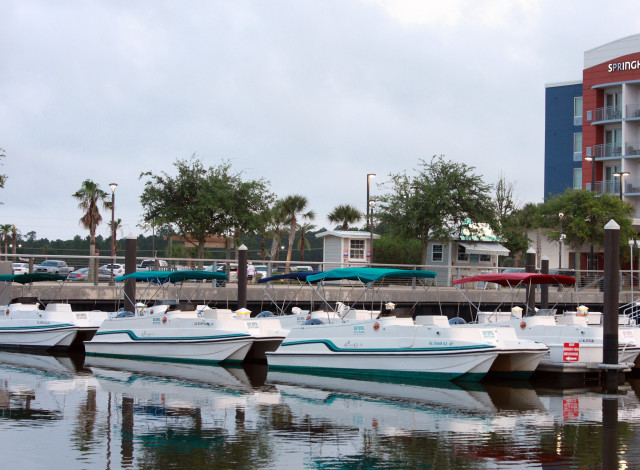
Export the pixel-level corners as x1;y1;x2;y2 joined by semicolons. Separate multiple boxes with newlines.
109;183;118;286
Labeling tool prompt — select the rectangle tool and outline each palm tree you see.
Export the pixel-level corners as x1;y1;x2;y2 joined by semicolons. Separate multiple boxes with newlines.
72;180;110;282
11;225;19;256
268;200;288;262
108;218;123;255
296;222;316;261
0;224;12;260
281;195;315;272
328;204;363;231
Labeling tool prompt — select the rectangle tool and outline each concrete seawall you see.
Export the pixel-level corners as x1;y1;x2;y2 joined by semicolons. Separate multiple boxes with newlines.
12;283;618;313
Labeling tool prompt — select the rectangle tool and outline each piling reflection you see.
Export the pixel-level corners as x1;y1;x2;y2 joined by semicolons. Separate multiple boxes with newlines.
2;352;640;468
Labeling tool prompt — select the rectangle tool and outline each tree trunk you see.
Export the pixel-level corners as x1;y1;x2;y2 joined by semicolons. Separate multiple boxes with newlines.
420;239;429;267
285;222;296;273
88;244;96;284
196;240;205;259
269;230;280;261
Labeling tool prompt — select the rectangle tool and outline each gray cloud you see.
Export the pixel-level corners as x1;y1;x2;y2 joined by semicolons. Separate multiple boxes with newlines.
1;0;639;239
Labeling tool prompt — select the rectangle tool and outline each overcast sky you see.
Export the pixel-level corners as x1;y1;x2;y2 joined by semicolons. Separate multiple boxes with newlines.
2;0;639;241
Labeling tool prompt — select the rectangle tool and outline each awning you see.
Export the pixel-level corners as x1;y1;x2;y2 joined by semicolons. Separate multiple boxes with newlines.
457;242;510;256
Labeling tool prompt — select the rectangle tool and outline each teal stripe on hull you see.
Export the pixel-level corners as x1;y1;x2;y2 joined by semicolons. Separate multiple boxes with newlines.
85;351;243;365
0;324;74;330
94;329;251;342
280;338;495;354
267;364;466;382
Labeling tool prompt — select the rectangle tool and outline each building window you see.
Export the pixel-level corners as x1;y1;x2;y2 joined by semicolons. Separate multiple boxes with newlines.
350;239;364;259
573;168;582;190
480;254;491;262
574;97;583;126
432;244;443;262
457;244;468;262
573;133;582;161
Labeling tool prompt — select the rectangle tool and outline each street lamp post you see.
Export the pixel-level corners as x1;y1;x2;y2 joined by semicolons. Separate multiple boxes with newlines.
630;239;635;302
366;174;375;229
369;200;375;265
109;183;118;286
585;156;596;192
558;213;564;269
613;171;630;199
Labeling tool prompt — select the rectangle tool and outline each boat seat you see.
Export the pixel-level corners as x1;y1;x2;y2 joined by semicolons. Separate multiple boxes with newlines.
11;296;38;304
380;307;414;318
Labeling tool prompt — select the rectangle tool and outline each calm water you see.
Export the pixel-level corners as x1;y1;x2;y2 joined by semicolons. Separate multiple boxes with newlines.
0;352;639;469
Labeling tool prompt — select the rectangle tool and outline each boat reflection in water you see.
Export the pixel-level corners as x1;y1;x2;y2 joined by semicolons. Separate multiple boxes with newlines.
1;352;640;468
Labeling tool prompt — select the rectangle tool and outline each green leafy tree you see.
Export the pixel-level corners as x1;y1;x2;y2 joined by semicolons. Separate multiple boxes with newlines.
539;189;634;269
377;155;496;265
500;202;545;267
140;157;272;259
372;236;422;265
280;194;315;272
327;204;362;231
72;180;110;282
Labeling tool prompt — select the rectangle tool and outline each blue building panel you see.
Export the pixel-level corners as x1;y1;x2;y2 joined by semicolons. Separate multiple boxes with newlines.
544;83;583;199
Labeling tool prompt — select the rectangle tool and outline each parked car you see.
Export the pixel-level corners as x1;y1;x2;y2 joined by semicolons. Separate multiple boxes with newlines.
12;262;28;275
254;265;268;280
67;267;112;282
67;267;89;282
136;259;168;272
291;265;313;272
99;263;125;278
34;260;74;276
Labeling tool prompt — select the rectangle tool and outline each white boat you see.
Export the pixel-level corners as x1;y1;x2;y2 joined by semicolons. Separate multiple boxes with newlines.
0;273;79;350
84;270;259;364
0;273;112;347
453;322;548;379
454;272;640;374
266;268;499;381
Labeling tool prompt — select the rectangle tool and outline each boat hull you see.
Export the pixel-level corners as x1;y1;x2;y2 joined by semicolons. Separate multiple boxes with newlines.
0;321;77;350
266;317;499;381
84;313;255;364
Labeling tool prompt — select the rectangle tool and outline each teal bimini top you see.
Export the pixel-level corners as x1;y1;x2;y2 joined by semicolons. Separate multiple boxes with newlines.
306;267;436;283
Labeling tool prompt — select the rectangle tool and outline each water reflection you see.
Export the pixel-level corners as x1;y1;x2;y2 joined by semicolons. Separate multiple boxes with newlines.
1;351;640;468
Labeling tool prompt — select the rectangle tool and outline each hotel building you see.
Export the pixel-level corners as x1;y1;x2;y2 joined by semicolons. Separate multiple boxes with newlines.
544;34;640;267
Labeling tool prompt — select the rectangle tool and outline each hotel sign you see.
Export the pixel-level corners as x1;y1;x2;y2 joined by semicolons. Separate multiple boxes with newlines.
608;60;640;72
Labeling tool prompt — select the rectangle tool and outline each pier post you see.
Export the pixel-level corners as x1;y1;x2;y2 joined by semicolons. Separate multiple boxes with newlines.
124;234;137;314
602;396;619;469
525;248;536;315
540;256;549;309
237;244;248;309
603;219;620;390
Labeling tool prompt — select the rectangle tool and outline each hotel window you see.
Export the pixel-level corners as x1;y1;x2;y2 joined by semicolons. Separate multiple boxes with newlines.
573;168;582;190
480;254;491;262
457;244;468;262
350;239;365;259
432;244;443;262
574;97;583;126
573;133;582;161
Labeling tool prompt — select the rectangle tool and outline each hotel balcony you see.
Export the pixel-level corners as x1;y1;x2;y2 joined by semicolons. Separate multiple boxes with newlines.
593;105;622;122
592;179;640;196
627;103;640;119
592;143;622;159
